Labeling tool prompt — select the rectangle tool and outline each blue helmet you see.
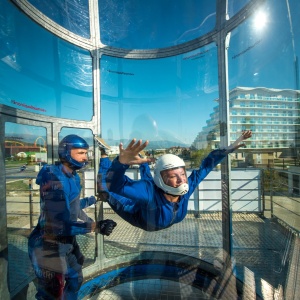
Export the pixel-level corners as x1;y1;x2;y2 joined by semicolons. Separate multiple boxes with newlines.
58;134;89;169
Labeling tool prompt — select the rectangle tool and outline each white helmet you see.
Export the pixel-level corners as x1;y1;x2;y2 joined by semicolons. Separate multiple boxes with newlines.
153;154;189;196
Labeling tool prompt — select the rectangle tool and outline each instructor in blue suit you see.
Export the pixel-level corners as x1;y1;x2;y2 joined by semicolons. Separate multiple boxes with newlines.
28;135;117;300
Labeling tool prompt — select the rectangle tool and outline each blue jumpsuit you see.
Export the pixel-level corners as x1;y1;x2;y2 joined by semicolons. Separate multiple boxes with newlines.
98;158;152;229
104;149;230;232
28;162;95;300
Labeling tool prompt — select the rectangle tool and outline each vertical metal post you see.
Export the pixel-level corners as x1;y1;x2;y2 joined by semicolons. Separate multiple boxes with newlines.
261;169;265;213
216;0;233;258
29;178;33;230
270;169;274;217
195;188;200;218
90;0;105;269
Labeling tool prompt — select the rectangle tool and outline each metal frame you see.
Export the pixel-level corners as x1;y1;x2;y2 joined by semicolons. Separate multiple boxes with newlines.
2;0;267;290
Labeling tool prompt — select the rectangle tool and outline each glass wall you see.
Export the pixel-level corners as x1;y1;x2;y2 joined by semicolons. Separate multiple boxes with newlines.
227;0;300;297
4;123;97;296
0;0;93;120
5;122;47;294
228;0;251;18
1;0;299;299
99;0;216;48
100;44;218;146
100;44;224;263
27;0;90;38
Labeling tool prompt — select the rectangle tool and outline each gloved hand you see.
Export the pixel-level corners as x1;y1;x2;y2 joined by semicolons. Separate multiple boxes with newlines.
97;191;109;202
97;219;117;236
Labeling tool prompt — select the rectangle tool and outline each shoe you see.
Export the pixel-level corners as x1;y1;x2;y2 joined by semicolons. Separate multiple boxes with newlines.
94;136;111;151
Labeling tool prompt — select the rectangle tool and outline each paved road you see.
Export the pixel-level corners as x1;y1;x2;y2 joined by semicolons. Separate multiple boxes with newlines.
6;165;39;181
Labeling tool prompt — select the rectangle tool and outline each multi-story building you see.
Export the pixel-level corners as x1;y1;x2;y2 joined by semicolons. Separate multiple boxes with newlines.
192;87;300;166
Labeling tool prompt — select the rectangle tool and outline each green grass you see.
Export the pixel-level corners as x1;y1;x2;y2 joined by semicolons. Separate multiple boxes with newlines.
6;180;30;192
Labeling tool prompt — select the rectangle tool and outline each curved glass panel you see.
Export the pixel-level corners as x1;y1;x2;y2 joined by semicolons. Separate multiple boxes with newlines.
100;45;224;265
100;46;218;146
27;0;90;38
228;1;299;91
0;0;93;120
227;0;300;297
82;278;218;299
228;0;251;18
1;0;299;298
99;0;216;49
5;122;47;294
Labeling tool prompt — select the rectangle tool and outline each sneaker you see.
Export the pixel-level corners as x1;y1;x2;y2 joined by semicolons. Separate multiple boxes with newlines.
94;136;111;151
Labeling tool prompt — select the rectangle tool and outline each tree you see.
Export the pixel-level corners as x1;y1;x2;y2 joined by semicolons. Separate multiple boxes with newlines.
190;147;211;169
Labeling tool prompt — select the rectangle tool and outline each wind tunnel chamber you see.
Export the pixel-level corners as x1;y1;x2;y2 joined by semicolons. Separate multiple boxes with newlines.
1;0;299;299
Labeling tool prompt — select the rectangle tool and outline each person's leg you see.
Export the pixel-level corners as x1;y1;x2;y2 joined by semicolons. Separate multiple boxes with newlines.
29;236;65;299
34;269;64;300
63;240;84;300
107;193;141;228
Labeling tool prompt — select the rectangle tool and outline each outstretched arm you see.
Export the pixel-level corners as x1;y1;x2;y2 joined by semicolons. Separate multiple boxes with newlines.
225;130;252;153
118;139;153;165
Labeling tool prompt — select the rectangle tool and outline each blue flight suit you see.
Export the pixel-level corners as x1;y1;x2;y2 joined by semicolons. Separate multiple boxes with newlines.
28;162;95;300
104;149;230;232
98;157;152;229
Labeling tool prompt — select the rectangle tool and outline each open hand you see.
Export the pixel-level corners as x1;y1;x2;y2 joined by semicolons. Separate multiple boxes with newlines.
119;139;152;165
241;130;252;140
231;130;252;150
225;130;252;153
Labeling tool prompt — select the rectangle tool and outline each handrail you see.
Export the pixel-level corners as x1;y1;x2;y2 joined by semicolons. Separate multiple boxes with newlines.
267;168;300;234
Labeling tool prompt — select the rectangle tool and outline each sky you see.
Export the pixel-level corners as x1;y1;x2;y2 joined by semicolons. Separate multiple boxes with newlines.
1;0;300;147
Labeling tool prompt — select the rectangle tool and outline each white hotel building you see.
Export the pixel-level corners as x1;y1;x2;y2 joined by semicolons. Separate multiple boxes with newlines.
192;87;300;165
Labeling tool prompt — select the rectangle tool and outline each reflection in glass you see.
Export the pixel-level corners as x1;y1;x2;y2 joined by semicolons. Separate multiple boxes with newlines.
228;1;299;90
28;0;90;38
99;0;216;49
227;0;300;297
5;122;47;165
5;122;47;294
228;0;251;18
101;44;218;149
227;0;300;165
0;0;93;120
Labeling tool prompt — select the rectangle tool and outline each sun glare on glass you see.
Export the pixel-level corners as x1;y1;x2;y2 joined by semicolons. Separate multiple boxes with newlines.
253;11;267;30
